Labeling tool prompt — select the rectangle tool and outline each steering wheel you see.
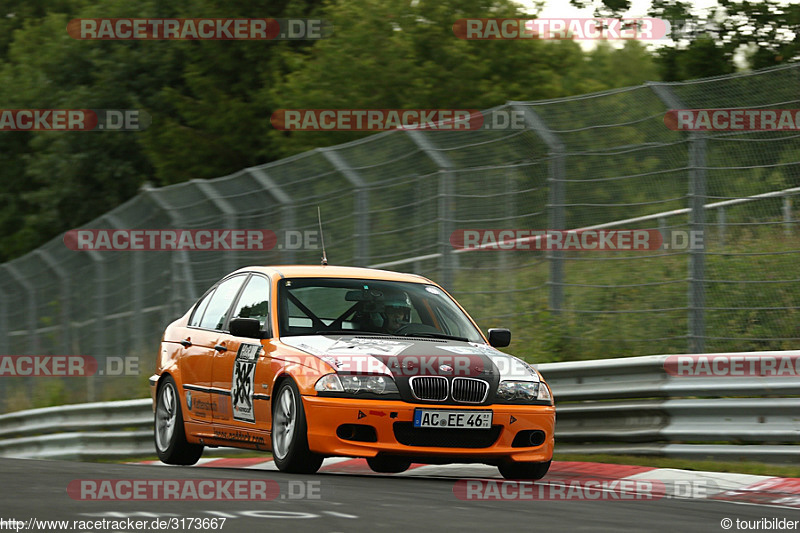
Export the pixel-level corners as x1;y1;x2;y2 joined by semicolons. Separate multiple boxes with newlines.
391;323;441;336
392;324;412;335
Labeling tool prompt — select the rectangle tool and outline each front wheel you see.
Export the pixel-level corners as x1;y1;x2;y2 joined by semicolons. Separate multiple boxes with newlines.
498;459;551;480
154;375;203;465
271;380;324;474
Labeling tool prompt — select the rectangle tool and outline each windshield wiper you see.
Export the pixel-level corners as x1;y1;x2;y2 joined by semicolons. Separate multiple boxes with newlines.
314;330;393;336
399;332;470;342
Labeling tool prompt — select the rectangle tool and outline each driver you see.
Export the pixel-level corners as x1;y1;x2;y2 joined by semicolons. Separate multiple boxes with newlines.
381;290;412;334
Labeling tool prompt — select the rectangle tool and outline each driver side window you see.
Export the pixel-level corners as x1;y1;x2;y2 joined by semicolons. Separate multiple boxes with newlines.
198;275;247;331
231;275;270;332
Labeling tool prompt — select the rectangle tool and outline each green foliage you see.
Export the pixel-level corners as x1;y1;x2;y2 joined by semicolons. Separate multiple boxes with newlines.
0;0;661;262
580;0;800;78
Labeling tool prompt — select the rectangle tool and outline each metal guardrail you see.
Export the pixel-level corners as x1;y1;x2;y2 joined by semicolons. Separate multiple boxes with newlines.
0;399;153;461
0;351;798;462
538;351;800;463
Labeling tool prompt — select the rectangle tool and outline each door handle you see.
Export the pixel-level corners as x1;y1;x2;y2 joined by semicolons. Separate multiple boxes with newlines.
180;339;192;347
214;344;227;353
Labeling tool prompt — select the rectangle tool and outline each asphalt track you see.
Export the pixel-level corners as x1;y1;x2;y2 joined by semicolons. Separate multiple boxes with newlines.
2;457;799;533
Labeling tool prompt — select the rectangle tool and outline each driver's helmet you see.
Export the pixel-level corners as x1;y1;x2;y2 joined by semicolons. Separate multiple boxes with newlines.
381;289;412;332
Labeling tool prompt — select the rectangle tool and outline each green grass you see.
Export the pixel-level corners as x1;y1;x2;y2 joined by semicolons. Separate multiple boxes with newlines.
451;222;800;364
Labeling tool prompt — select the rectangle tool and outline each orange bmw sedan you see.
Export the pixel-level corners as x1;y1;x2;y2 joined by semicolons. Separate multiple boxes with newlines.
150;265;555;479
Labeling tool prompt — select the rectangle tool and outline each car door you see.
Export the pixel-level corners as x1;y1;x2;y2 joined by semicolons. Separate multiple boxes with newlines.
211;273;272;433
179;287;218;424
183;274;247;423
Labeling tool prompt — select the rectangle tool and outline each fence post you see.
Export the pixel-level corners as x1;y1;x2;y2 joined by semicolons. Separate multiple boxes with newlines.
141;187;197;318
0;285;5;412
783;196;793;236
717;207;726;248
33;250;71;355
246;167;297;264
84;247;106;402
191;179;238;273
648;82;706;353
103;213;143;355
3;264;39;355
688;133;707;353
405;130;455;291
320;149;370;266
513;105;566;313
0;285;7;357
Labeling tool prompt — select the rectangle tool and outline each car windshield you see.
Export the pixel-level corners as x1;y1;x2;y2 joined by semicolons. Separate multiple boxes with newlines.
277;278;484;342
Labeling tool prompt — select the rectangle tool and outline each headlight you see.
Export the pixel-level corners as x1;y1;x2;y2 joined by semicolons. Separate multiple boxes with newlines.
315;374;344;392
315;374;399;395
497;380;550;403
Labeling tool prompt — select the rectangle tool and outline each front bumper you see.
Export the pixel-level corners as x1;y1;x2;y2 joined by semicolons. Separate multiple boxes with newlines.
303;396;555;463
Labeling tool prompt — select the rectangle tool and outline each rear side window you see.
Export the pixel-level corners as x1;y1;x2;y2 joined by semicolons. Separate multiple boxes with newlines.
189;290;215;327
198;275;247;330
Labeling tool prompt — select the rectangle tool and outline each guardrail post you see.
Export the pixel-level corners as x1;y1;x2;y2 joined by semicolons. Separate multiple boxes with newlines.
648;83;706;353
513;105;565;313
3;264;39;355
246;168;297;264
141;187;197;319
405;130;455;290
320;149;370;267
33;250;71;355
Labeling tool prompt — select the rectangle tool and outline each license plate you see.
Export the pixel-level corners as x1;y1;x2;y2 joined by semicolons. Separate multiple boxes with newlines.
413;409;492;429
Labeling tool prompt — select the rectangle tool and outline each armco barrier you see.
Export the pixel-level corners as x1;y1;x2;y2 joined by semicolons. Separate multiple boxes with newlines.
538;350;800;463
0;351;798;462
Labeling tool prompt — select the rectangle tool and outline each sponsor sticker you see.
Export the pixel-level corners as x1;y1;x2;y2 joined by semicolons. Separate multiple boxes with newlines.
231;344;262;423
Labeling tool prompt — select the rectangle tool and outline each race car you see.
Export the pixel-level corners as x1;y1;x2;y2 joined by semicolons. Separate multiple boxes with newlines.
150;265;555;479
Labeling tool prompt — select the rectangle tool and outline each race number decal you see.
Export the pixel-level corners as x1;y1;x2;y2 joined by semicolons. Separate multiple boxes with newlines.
231;343;261;423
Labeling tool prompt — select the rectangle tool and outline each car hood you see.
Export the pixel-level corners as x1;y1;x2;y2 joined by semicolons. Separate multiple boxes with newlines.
279;334;539;382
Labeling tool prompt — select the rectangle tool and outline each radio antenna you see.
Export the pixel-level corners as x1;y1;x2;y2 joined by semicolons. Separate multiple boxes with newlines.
317;206;328;266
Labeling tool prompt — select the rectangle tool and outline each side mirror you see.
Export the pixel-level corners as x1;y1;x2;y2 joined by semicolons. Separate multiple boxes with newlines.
487;328;511;348
230;317;263;339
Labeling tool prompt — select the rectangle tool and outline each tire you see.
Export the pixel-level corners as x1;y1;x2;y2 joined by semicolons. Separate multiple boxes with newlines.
154;375;203;465
498;459;551;480
271;380;324;474
366;456;412;474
